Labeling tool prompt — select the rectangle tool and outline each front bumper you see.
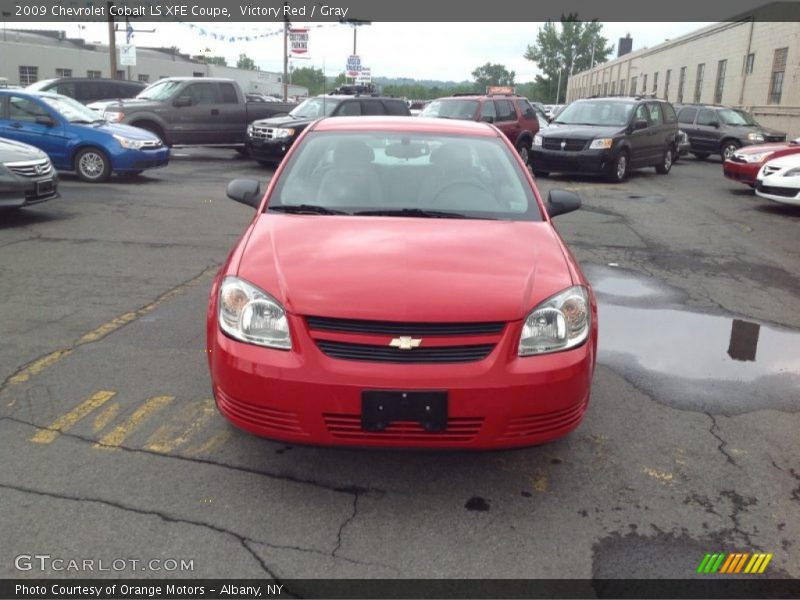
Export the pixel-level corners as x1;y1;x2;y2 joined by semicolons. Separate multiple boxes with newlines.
723;160;759;186
755;178;800;206
209;315;596;449
246;137;292;162
0;173;60;209
111;147;170;173
529;148;610;175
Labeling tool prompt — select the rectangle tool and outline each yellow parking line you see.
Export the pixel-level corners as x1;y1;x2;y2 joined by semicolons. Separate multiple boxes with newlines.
95;395;174;449
184;429;231;457
93;402;121;433
8;350;74;388
145;399;216;454
30;390;116;444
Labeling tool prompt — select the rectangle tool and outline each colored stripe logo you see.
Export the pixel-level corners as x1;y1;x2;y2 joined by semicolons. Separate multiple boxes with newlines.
697;552;773;574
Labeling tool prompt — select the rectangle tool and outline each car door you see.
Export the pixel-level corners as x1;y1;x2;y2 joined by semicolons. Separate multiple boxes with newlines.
493;99;520;145
695;108;722;153
628;103;653;168
677;107;699;150
646;101;667;163
0;94;69;167
172;82;224;144
217;82;246;143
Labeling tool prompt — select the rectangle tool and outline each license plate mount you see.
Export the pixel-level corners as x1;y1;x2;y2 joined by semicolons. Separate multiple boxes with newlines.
361;391;447;432
36;179;54;196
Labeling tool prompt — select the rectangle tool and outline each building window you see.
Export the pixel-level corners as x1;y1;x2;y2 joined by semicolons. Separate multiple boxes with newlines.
87;70;102;79
768;47;788;104
630;76;637;95
664;69;671;100
138;74;150;83
694;63;705;103
714;59;727;104
55;68;72;78
677;67;686;103
619;79;626;95
611;81;616;95
18;66;38;85
603;82;608;95
744;53;755;75
193;71;204;77
652;72;659;96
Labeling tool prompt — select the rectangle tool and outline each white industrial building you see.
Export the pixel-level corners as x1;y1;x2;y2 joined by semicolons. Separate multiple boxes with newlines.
0;29;308;97
567;19;800;136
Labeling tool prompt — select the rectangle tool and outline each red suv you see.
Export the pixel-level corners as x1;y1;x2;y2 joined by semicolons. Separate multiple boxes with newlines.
421;93;540;164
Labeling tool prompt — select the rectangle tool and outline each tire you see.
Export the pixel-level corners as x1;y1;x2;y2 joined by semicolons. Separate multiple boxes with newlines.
608;151;629;183
721;140;740;161
532;171;549;178
516;141;531;166
74;148;111;182
655;147;673;174
693;152;710;160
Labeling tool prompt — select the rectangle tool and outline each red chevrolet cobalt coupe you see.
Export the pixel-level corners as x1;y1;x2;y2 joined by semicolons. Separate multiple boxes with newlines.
207;117;598;449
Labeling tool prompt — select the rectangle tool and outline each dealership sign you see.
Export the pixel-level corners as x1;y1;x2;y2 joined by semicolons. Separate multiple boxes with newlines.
289;28;308;55
119;44;136;66
356;67;371;83
346;54;361;77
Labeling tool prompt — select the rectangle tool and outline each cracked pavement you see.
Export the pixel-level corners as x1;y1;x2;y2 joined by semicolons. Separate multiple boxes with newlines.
1;150;798;581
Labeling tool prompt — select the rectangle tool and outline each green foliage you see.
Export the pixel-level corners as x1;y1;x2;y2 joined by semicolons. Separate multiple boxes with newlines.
471;62;516;89
524;15;613;103
290;66;326;95
236;53;257;71
205;56;227;66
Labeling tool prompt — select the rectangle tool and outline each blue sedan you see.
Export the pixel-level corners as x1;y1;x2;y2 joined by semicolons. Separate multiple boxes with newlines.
0;90;169;182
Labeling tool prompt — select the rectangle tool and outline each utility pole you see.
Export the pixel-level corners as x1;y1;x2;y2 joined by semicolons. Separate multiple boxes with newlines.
282;2;289;102
107;1;117;78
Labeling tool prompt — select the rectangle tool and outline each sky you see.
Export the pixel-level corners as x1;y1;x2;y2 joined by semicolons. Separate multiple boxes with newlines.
12;22;713;82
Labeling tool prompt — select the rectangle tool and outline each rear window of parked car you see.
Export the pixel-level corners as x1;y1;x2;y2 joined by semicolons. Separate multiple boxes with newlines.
556;100;634;127
383;100;410;116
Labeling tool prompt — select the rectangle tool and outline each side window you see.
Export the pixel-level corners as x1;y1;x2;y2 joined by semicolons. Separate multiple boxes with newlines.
383;100;408;116
494;99;515;121
677;107;697;124
517;99;536;119
361;100;385;116
336;101;362;116
646;102;662;126
54;82;76;98
184;83;219;105
697;108;717;126
480;101;496;121
634;104;649;124
219;83;238;104
662;103;677;124
8;95;50;122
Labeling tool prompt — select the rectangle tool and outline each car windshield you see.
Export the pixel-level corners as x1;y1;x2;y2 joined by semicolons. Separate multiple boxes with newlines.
554;100;634;126
288;97;339;119
40;94;103;123
420;99;479;120
25;79;57;92
268;131;541;221
719;108;759;127
136;80;182;100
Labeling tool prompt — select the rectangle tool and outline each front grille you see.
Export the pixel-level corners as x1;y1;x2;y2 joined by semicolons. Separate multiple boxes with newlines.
323;413;484;442
762;166;781;176
5;158;52;178
250;125;276;140
757;183;799;198
306;316;504;336
764;135;786;143
317;340;495;363
542;138;587;151
215;388;308;436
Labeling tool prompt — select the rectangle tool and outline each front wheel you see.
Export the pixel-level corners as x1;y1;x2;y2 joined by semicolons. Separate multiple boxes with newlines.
516;142;531;166
721;140;740;161
655;147;673;174
608;151;629;183
74;148;111;182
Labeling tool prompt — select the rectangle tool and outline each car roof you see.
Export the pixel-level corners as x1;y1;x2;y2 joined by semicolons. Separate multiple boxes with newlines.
312;116;500;136
436;94;526;100
314;94;403;101
0;89;61;99
34;77;144;85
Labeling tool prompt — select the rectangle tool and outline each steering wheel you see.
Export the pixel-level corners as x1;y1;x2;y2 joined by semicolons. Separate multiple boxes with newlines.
430;179;496;205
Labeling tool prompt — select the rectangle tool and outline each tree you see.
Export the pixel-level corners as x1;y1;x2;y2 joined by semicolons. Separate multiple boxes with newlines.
523;15;612;103
471;62;515;90
205;56;227;66
236;53;257;70
290;66;326;95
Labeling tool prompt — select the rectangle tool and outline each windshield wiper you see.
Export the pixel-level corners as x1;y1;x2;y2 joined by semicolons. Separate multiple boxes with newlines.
269;204;348;215
355;208;491;220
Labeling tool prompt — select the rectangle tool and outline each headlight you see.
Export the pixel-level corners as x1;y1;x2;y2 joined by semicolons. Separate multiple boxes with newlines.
218;276;291;350
747;132;765;142
783;167;800;177
113;134;148;149
589;138;613;150
741;151;773;163
519;286;590;356
274;128;295;139
533;134;542;147
247;123;255;135
104;111;124;123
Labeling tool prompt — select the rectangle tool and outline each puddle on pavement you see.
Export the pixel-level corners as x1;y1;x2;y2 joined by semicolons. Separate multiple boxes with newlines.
583;264;800;415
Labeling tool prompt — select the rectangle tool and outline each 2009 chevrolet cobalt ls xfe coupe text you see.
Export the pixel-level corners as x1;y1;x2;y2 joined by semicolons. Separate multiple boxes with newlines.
207;117;598;449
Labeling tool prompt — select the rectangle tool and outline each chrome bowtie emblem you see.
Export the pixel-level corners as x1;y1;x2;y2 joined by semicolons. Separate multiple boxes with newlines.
560;140;567;150
389;336;422;350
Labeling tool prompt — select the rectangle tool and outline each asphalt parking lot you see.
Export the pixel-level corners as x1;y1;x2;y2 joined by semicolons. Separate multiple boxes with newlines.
1;149;799;582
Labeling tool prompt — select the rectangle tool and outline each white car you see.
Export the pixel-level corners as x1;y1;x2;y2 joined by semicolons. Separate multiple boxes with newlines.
755;153;800;206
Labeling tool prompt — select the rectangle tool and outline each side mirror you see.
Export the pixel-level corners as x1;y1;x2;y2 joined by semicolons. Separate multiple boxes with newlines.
173;95;192;108
226;179;261;208
633;119;648;130
708;120;720;128
547;189;581;218
35;115;56;127
480;115;494;123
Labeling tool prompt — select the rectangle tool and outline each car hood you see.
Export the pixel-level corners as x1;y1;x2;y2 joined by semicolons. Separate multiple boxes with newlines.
0;137;48;162
102;98;163;111
251;115;314;128
726;124;785;138
236;215;573;322
540;123;624;139
762;153;800;170
735;141;797;155
73;122;161;142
